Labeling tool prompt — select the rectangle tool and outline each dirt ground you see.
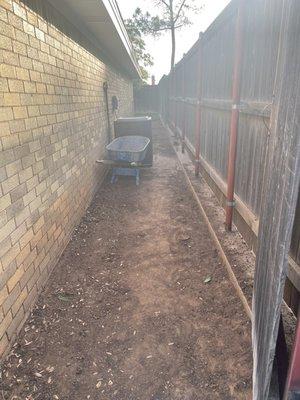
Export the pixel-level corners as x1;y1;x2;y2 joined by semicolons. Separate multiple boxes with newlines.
0;120;252;400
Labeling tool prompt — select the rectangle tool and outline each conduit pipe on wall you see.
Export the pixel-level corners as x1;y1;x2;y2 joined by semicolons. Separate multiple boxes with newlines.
225;0;245;231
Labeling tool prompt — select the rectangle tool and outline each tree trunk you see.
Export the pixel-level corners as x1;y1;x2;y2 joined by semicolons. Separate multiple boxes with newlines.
170;24;176;71
169;0;175;71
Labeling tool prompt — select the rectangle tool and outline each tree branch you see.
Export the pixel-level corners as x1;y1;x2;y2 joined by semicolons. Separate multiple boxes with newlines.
149;26;171;33
174;0;187;23
159;0;171;11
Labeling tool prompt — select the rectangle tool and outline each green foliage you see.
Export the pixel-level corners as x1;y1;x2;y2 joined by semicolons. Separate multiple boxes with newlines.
131;1;199;34
125;17;153;82
128;1;201;71
126;0;201;78
129;7;168;36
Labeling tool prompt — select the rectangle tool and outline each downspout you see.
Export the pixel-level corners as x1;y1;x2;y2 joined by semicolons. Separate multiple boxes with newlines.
103;82;112;143
225;0;245;231
195;33;203;177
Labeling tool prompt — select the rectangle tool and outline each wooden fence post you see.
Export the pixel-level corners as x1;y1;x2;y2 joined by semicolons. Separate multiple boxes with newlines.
225;0;245;231
195;35;203;177
252;1;300;398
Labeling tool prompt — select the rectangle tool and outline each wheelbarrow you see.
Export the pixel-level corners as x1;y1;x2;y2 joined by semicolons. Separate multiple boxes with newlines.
98;135;150;185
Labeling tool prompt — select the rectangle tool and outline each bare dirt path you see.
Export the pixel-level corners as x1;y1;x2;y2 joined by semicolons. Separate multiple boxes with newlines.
1;120;252;400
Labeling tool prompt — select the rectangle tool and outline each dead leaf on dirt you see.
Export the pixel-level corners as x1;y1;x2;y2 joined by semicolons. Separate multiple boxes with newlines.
57;293;74;302
177;233;190;242
204;277;212;284
96;381;102;388
34;372;42;378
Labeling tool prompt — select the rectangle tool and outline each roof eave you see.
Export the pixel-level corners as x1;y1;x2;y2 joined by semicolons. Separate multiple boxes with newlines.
102;0;141;78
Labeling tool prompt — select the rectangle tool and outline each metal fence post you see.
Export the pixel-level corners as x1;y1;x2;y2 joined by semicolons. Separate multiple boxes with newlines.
182;60;186;153
195;34;203;177
225;0;245;231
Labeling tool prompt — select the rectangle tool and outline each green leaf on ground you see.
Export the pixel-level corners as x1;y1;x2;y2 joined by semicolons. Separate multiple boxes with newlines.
57;293;74;302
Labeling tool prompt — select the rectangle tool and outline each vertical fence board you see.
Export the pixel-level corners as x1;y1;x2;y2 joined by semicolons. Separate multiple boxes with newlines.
252;1;300;398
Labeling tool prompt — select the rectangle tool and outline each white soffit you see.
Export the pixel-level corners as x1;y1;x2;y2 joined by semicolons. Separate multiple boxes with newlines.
47;0;140;78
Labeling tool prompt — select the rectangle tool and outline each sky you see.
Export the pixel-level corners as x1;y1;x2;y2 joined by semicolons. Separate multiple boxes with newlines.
118;0;231;83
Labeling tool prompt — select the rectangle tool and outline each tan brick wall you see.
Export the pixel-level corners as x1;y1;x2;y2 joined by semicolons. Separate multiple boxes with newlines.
0;0;134;357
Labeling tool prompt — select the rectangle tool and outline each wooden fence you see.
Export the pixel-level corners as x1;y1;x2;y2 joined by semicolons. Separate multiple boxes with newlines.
152;0;300;310
134;84;160;113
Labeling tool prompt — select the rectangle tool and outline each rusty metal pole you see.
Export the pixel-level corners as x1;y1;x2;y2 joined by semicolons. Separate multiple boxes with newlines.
168;70;172;128
166;76;169;123
173;66;178;136
171;68;176;129
173;67;178;132
168;77;170;124
195;34;203;177
225;1;245;231
181;61;186;153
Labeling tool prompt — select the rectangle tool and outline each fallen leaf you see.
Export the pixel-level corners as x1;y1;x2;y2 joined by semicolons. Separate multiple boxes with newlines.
178;233;190;242
204;277;212;284
57;293;74;302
